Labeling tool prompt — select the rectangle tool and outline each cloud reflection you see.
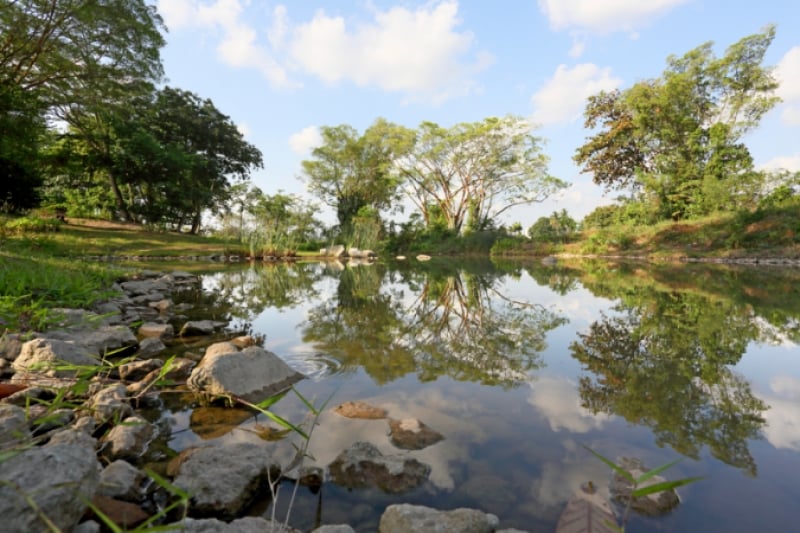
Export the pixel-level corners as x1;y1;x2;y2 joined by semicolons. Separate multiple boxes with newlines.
763;375;800;451
528;376;610;433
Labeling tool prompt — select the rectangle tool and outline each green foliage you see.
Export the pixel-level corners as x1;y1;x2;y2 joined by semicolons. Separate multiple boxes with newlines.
575;26;779;221
527;209;578;243
4;216;62;234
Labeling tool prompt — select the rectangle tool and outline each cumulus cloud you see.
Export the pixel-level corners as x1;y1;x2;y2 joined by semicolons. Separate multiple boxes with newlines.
531;64;622;126
528;376;610;433
762;375;800;452
157;1;490;101
760;154;800;172
537;0;690;34
776;46;800;125
288;126;322;155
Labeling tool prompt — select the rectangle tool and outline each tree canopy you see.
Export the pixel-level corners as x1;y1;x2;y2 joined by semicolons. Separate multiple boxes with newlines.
574;26;780;221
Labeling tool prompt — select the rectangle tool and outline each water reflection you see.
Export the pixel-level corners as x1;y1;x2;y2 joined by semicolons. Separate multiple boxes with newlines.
301;260;567;387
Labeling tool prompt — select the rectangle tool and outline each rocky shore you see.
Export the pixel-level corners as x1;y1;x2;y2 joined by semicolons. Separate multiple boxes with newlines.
0;269;526;532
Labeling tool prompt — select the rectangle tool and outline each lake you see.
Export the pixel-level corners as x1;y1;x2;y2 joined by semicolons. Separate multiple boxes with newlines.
156;258;800;532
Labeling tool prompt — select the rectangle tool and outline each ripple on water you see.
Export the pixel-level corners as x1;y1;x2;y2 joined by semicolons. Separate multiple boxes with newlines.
283;352;343;381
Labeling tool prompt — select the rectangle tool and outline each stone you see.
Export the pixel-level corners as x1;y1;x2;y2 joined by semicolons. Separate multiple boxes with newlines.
119;359;163;382
73;520;101;533
328;244;345;257
137;322;174;341
231;335;258;348
204;341;239;358
148;298;173;313
89;383;132;423
100;415;156;461
71;326;139;356
13;338;99;376
328;441;431;494
334;400;388;420
167;517;298;533
609;457;681;516
387;418;444;450
416;254;431;261
172;442;281;518
98;460;148;501
379;504;499;533
180;320;225;337
48;427;97;449
89;495;149;529
0;404;30;447
312;526;357;533
119;279;171;296
187;345;304;403
0;333;23;361
0;441;100;532
136;337;166;357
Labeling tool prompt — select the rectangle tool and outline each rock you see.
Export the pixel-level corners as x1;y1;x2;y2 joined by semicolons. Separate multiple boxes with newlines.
231;335;257;348
30;407;73;434
396;255;406;260
609;457;681;516
379;504;499;533
172;442;281;518
0;441;100;532
180;320;225;337
73;520;101;533
65;326;138;356
312;526;356;533
0;404;30;447
328;441;431;493
0;333;23;361
119;359;164;382
89;495;149;529
89;383;132;423
137;322;174;341
48;427;97;448
328;245;345;257
119;279;170;296
168;517;297;533
2;385;52;407
13;338;99;376
187;345;305;403
139;337;168;357
387;418;444;450
148;298;173;313
98;460;148;501
188;405;253;440
204;341;239;358
416;254;431;261
100;415;156;461
297;465;324;491
334;400;388;419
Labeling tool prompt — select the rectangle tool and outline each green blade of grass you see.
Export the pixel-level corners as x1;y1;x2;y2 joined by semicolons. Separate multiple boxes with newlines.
582;445;636;483
634;458;682;485
631;476;703;498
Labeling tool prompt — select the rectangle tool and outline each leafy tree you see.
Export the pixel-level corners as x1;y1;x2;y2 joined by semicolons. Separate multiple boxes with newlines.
0;82;45;210
302;118;411;235
397;116;566;234
574;26;780;220
527;209;578;242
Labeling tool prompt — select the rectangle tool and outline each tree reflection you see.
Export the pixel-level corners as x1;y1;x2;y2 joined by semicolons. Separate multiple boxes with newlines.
571;288;768;476
302;261;566;387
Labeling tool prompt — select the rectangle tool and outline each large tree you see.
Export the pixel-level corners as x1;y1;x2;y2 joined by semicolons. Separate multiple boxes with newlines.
301;118;410;234
574;26;780;220
397;116;566;234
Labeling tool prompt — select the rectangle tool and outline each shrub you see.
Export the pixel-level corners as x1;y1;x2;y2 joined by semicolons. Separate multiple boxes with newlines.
4;215;62;234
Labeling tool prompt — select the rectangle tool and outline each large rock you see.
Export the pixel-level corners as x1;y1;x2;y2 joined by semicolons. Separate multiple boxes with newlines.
89;383;132;423
180;320;226;337
334;400;387;419
187;345;304;402
98;460;148;501
609;457;681;515
0;441;101;532
172;442;281;518
387;418;444;450
0;404;30;448
167;517;298;533
13;338;99;376
99;415;156;461
379;504;499;533
44;326;138;356
328;441;431;493
137;322;174;341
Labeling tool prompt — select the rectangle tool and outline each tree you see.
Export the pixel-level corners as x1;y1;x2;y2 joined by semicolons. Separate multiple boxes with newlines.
397;116;566;234
301;118;411;234
574;26;780;220
0;82;45;210
527;209;577;243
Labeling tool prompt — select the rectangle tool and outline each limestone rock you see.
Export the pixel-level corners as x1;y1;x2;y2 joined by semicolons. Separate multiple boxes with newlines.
119;359;163;382
379;504;499;533
137;337;166;357
100;415;156;461
204;341;239;358
180;320;226;337
172;442;281;518
0;404;30;448
13;338;99;376
328;441;431;493
334;400;388;419
98;460;148;501
168;517;298;533
187;345;304;403
137;322;174;341
89;383;132;423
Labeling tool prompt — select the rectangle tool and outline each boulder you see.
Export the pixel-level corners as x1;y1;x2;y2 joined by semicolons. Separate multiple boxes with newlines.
328;245;346;257
328;441;431;493
312;526;356;533
137;322;174;341
203;341;239;358
98;460;148;501
13;338;99;376
379;504;499;533
136;337;166;357
100;415;156;461
0;333;23;361
172;442;282;518
168;517;298;533
89;383;132;423
180;320;226;337
609;457;681;515
387;418;444;450
0;404;30;448
187;346;304;403
0;441;100;532
416;254;431;261
333;400;388;420
118;359;164;382
119;279;171;296
45;326;138;356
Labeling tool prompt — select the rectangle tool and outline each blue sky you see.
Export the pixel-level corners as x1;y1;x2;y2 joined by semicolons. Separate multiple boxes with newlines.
155;0;800;229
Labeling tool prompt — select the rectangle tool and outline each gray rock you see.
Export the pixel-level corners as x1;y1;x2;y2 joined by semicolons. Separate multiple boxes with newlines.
13;338;99;376
73;520;102;533
98;460;148;501
187;345;304;403
0;404;30;447
100;415;155;461
610;457;681;515
48;427;97;449
388;418;444;450
136;337;166;357
204;341;239;358
119;279;171;296
312;526;357;533
169;517;298;533
328;244;345;257
119;358;164;381
379;504;499;533
89;383;132;422
180;320;225;336
173;442;281;518
138;322;174;341
0;441;100;532
328;441;431;493
45;326;138;356
0;333;23;361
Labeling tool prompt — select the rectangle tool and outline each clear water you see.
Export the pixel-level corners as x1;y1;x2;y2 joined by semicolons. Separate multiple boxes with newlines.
157;258;800;532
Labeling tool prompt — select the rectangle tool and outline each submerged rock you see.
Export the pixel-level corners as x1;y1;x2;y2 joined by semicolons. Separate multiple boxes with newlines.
334;400;388;419
387;418;444;450
609;457;681;515
379;504;499;533
328;441;431;494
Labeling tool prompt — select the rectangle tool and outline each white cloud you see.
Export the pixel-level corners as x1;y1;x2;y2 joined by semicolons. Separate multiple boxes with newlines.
531;64;622;126
236;122;251;138
288;1;492;100
776;46;800;125
528;376;610;433
288;126;322;155
762;376;800;452
760;154;800;172
538;0;690;35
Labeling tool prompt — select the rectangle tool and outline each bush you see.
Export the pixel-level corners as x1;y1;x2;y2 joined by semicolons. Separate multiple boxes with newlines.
4;215;62;234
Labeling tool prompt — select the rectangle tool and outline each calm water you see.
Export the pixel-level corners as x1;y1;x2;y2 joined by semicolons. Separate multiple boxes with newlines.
157;258;800;532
